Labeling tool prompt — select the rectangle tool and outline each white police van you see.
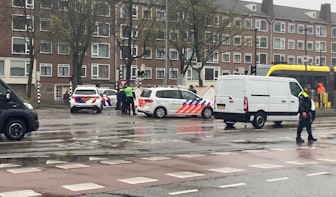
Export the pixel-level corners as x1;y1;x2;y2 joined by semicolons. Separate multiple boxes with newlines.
137;87;213;119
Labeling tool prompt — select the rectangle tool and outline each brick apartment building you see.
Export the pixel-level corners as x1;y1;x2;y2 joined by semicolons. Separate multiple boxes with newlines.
0;0;335;103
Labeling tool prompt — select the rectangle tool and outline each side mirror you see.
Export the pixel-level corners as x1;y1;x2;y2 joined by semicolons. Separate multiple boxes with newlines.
6;90;11;100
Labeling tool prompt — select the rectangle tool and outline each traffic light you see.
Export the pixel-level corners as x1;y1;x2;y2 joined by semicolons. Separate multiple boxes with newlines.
137;70;145;77
250;65;257;75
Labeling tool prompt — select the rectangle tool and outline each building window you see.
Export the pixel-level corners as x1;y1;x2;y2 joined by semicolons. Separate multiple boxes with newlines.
12;37;29;54
307;25;314;35
274;21;285;33
288;55;295;64
297;40;304;50
233;52;241;63
187;68;199;81
170;30;178;41
233;17;242;28
40;18;51;31
120;5;138;19
316;41;326;52
185;48;197;62
13;0;34;8
156;48;165;59
222;34;230;45
244;36;252;46
121;24;138;39
222;70;230;75
156;29;165;40
40;40;52;54
121;45;137;59
297;24;305;34
142;47;152;59
288;23;295;33
94;22;110;37
273;37;285;50
131;65;137;80
58;64;69;77
288;39;295;49
332;58;336;67
0;60;4;76
156;9;165;21
40;0;51;9
332;27;336;38
222;52;230;62
95;2;110;17
331;42;336;53
170;49;178;60
233;35;241;46
316;25;326;37
258;53;267;64
204;67;219;81
12;15;33;31
307;41;313;51
81;65;86;78
10;60;29;77
58;0;69;11
92;64;109;79
255;19;267;31
156;68;165;79
40;63;52;77
143;7;152;19
244;53;252;63
144;67;152;79
257;36;267;48
205;50;218;63
273;54;285;63
169;68;178;79
92;43;110;58
58;42;70;55
205;14;219;27
244;18;252;29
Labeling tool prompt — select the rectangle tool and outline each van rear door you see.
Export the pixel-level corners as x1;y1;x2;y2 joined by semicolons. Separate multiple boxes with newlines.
215;78;245;113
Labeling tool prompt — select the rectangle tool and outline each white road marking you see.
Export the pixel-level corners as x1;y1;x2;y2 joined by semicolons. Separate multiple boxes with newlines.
100;159;132;165
248;163;283;169
166;171;204;178
209;167;245;173
316;158;336;162
169;189;199;195
55;163;90;169
285;161;318;165
177;154;205;158
219;183;246;188
307;172;330;176
63;182;104;191
141;156;171;161
6;167;41;174
266;177;289;182
0;190;41;197
118;177;158;184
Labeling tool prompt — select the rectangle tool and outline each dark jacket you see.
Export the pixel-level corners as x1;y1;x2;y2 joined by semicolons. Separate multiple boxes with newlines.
298;91;311;114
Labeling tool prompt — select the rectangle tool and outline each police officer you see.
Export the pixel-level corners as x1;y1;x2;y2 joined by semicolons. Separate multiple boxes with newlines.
296;84;317;143
120;84;127;114
124;83;137;115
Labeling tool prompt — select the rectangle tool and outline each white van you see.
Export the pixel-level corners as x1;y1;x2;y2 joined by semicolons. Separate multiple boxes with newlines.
214;75;303;129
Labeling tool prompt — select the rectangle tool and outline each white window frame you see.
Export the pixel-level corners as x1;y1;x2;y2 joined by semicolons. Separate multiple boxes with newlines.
187;67;199;81
244;36;252;46
92;43;110;58
244;18;252;29
273;54;285;63
169;49;178;60
331;42;336;53
12;14;33;31
93;22;110;37
40;40;52;54
233;52;241;63
273;37;285;50
156;68;165;79
288;55;295;64
316;25;326;37
288;23;295;33
142;7;152;19
244;53;252;63
204;67;219;81
297;40;304;50
297;24;305;34
205;50;218;63
10;60;30;77
307;41;314;51
273;21;285;33
12;37;30;54
13;0;34;8
0;60;4;77
316;41;326;52
222;34;230;45
156;48;165;59
144;67;152;79
81;65;86;78
91;63;110;80
288;39;295;49
257;36;267;48
58;42;70;55
233;35;241;46
142;47;152;59
58;64;69;77
222;52;230;62
40;63;52;77
255;19;267;31
40;18;51;32
169;68;178;79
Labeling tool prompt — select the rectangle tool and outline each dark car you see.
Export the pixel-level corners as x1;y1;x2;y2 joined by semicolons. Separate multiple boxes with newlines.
0;79;39;141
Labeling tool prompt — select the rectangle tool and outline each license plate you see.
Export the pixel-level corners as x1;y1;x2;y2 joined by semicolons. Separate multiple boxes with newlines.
217;104;225;109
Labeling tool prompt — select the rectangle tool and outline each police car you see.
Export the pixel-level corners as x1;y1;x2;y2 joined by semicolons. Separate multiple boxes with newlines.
98;88;117;108
69;85;103;113
137;87;213;119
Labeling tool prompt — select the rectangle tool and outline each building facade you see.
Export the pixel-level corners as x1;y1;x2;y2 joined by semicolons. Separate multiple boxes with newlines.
0;0;335;103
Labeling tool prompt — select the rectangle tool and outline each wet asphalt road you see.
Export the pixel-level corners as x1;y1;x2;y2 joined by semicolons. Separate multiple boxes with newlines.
1;108;336;196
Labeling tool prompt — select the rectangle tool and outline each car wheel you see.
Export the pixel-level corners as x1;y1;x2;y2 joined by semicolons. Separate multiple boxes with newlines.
201;107;213;119
252;112;266;129
154;107;166;118
4;119;26;141
70;107;77;113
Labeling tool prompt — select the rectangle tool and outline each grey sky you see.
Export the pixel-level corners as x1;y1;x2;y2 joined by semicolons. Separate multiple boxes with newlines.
244;0;336;12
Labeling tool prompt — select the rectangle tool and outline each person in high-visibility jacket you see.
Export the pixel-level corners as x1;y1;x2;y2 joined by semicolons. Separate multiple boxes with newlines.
296;84;317;143
124;83;137;115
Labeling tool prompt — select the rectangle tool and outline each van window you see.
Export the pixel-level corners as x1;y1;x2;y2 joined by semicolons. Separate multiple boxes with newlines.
290;82;302;97
74;89;97;95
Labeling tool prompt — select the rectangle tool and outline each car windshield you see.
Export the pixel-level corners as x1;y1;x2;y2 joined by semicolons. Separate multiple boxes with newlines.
75;89;97;95
140;89;152;98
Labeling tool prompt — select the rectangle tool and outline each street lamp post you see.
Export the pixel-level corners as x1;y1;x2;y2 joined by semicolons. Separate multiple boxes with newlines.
304;28;308;85
254;28;258;75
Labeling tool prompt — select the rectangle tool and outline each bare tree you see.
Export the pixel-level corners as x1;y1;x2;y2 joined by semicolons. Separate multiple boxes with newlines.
11;0;59;98
168;0;246;86
111;0;159;82
52;0;109;90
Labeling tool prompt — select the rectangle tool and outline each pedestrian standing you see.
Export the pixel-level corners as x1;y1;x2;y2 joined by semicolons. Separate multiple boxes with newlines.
120;85;127;114
124;83;137;115
296;84;317;143
188;85;197;94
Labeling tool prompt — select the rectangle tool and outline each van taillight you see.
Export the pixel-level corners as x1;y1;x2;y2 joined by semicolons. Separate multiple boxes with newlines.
243;96;248;112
